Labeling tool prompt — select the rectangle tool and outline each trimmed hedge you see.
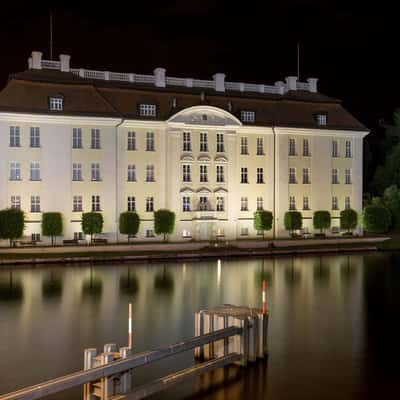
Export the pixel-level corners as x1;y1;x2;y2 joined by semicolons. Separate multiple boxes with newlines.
340;209;358;233
253;210;273;239
284;211;302;234
363;205;391;233
313;210;331;234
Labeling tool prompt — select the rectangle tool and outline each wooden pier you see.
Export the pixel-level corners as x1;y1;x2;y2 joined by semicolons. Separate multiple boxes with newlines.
0;304;269;400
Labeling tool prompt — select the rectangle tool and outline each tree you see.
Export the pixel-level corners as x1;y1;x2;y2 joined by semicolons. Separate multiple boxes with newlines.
154;209;175;241
253;210;273;239
363;205;391;233
81;212;103;243
340;209;358;234
42;212;63;246
0;208;25;247
119;212;140;243
284;211;302;235
383;185;400;231
313;211;331;235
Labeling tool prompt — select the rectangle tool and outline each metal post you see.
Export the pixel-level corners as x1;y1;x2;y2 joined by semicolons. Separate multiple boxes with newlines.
128;303;133;349
83;348;97;400
119;347;132;393
101;353;114;400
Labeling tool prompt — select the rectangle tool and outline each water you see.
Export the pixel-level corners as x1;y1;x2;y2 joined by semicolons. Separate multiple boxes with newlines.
1;253;400;399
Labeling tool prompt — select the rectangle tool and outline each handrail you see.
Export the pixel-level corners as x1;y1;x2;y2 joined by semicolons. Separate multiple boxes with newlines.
0;326;241;400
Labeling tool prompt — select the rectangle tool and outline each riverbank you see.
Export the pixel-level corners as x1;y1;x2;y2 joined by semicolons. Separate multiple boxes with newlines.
0;237;389;266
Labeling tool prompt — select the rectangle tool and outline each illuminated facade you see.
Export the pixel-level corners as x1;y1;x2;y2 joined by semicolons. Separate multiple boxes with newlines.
0;51;369;242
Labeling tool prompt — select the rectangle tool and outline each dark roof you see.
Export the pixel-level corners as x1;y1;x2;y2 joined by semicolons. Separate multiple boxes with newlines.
0;69;368;132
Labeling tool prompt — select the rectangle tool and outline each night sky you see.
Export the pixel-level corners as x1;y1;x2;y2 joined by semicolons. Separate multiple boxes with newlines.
0;2;398;163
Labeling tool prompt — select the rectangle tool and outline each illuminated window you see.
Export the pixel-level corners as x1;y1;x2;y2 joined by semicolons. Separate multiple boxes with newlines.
11;196;21;209
30;162;40;181
182;229;191;238
127;131;136;150
91;163;101;181
73;196;83;212
139;104;156;116
49;97;63;111
10;126;20;147
30;127;40;147
10;162;21;180
240;110;255;122
315;113;327;125
182;196;191;212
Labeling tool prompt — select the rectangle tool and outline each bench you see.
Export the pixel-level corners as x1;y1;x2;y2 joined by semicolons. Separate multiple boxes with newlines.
63;239;78;246
92;238;108;245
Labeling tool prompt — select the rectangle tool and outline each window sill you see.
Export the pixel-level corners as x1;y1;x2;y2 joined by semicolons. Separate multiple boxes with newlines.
72;210;83;213
30;146;41;149
240;182;249;184
72;147;83;150
30;211;41;213
9;145;21;148
146;149;156;152
146;180;156;183
30;179;42;182
9;179;22;181
72;179;84;182
91;209;102;212
256;153;265;156
256;182;265;184
91;179;102;182
127;148;137;151
91;147;102;150
127;180;137;183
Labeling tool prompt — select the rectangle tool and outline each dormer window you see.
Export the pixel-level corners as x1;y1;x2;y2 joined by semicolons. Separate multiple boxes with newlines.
139;103;157;117
240;110;255;123
315;113;327;126
49;96;63;111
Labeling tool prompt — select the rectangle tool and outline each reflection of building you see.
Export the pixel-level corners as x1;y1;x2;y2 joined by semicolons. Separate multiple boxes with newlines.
0;51;369;242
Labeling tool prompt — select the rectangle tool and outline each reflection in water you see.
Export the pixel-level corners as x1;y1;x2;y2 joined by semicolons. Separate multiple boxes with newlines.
42;270;63;300
120;267;139;296
1;254;400;399
82;266;103;299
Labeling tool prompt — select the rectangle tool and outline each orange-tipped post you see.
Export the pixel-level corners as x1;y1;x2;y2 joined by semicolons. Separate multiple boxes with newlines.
262;279;267;314
128;303;133;349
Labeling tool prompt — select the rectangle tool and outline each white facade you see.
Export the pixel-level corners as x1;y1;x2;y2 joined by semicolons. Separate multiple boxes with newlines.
0;52;369;243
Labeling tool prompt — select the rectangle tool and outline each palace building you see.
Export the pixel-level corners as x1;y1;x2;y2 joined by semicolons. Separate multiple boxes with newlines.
0;51;368;243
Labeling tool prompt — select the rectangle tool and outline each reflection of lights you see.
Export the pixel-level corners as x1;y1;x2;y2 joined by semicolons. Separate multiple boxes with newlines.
182;263;187;277
217;259;221;286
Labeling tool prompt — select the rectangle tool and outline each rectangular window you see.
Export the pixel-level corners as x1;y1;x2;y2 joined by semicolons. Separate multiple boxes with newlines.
289;196;296;210
256;167;264;184
10;126;20;147
303;139;310;156
30;162;40;181
30;196;40;213
216;165;224;183
91;129;101;149
257;197;264;211
241;227;249;236
303;196;310;210
256;137;264;155
30;127;40;147
216;133;225;152
200;132;208;152
72;128;82;149
31;233;41;242
241;137;248;155
146;197;154;212
127;165;136;182
182;196;191;212
11;196;21;209
49;97;63;111
200;165;208;183
345;169;352;184
240;197;248;211
302;168;310;184
92;195;101;211
216;197;224;212
183;132;192;152
72;163;82;181
139;104;156;116
182;229;191;238
10;162;21;180
240;110;255;122
146;229;155;237
332;168;339;184
315;114;327;125
127;131;136;150
289;138;296;156
73;195;83;212
146;165;155;182
345;196;351;210
332;196;338;210
183;165;191;182
332;140;339;157
146;132;155;151
289;168;297;184
91;163;101;181
127;196;136;211
345;140;352;158
241;167;248;183
199;196;209;211
74;232;84;241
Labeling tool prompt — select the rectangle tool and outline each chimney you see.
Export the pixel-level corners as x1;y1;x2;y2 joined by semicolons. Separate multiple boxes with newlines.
307;78;318;93
31;51;43;70
154;68;166;87
59;54;71;72
285;76;298;91
213;73;226;92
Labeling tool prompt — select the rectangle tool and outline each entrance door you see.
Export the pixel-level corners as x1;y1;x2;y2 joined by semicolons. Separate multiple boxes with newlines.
199;223;210;241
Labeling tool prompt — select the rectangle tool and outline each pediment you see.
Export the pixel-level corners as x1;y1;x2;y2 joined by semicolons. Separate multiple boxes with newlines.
198;155;212;162
168;106;242;126
215;156;228;162
197;187;212;193
180;187;195;193
214;187;228;193
180;154;194;161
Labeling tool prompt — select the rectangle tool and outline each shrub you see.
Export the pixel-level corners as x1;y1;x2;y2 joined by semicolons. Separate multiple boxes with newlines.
363;205;391;233
340;209;358;233
154;209;176;241
119;212;140;243
42;212;63;246
284;211;302;235
0;208;25;247
253;210;273;239
313;211;331;234
81;212;104;243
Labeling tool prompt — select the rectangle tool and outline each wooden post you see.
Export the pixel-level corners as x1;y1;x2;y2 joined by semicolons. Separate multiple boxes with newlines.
202;312;214;360
128;303;133;349
119;347;132;393
248;315;258;362
83;348;97;400
100;353;114;400
213;314;225;358
104;343;117;354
